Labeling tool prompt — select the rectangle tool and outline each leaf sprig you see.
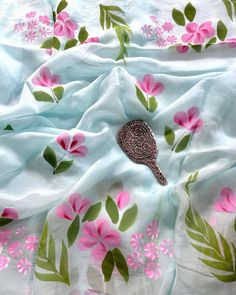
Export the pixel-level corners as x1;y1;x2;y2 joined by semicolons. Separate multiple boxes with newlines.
185;205;236;282
99;4;132;62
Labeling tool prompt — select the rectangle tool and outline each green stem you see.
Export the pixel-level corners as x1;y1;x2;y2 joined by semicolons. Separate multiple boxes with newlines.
53;153;66;174
171;130;187;151
50;88;59;103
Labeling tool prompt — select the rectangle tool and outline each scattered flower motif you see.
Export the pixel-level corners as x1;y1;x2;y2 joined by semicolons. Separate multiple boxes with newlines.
160;239;174;257
0;230;11;245
26;11;37;19
130;233;144;252
8;242;23;259
174;106;204;133
166;35;177;44
127;252;144;270
15;226;27;237
214;187;236;213
78;219;121;260
25;235;39;252
146;220;160;240
32;67;61;87
38;27;52;38
17;258;32;275
144;242;159;261
54;11;78;39
162;22;174;32
84;37;100;43
14;23;25;32
57;132;88;157
155;27;163;37
145;261;161;280
156;38;167;47
137;74;164;96
141;24;154;38
39;15;51;25
56;193;91;220
181;21;215;45
176;45;189;53
0;255;10;270
25;31;37;42
1;208;18;219
116;191;131;210
28;20;38;31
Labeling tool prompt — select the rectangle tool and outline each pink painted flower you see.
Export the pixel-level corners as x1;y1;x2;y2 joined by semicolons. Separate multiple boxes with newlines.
26;11;37;19
39;27;52;37
15;226;27;237
145;261;161;280
181;21;215;45
156;38;167;47
14;23;25;32
137;74;164;96
144;242;159;261
56;193;91;220
0;255;10;270
46;48;53;56
127;252;144;270
214;187;236;213
25;235;39;251
0;230;11;245
176;45;189;53
25;31;37;42
54;11;78;39
28;20;38;31
154;26;163;37
130;233;144;252
1;208;18;219
116;191;131;210
166;35;177;44
32;67;61;87
174;106;204;133
141;24;154;38
8;242;23;259
17;258;32;275
57;132;88;157
78;219;121;260
146;220;160;239
162;22;174;32
150;16;158;25
160;239;174;257
39;15;51;25
84;37;100;43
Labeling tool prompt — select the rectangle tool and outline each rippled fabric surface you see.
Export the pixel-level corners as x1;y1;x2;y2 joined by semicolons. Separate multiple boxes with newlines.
0;1;236;294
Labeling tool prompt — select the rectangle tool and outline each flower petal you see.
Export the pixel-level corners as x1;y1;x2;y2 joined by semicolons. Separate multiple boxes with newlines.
151;82;165;96
143;74;154;94
174;111;188;127
68;192;82;213
181;33;194;43
70;133;85;149
186;23;198;33
56;204;74;220
57;132;71;151
70;145;88;157
187;107;199;122
1;208;18;219
57;11;69;21
116;191;131;209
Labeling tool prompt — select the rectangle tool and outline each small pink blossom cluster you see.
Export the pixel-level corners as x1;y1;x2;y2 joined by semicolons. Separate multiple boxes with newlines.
0;227;38;275
141;16;177;48
14;11;52;43
127;220;174;280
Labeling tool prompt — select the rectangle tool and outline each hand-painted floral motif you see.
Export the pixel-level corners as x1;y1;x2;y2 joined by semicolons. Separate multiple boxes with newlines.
160;239;174;257
214;187;236;212
32;67;61;87
0;208;19;220
146;220;160;239
135;74;165;112
131;233;144;252
17;258;32;275
144;242;159;261
164;106;204;153
0;230;11;245
127;252;144;270
145;261;161;280
181;22;215;45
116;191;131;210
54;12;78;39
8;241;23;258
25;235;39;251
0;255;10;271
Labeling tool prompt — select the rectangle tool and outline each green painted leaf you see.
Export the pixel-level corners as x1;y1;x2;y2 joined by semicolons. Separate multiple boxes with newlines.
52;37;61;50
82;202;102;222
39;223;48;252
175;134;191;153
191;244;223;261
57;0;68;14
200;259;233;271
102;250;114;282
4;124;14;130
164;126;175;145
148;96;158;112
212;272;236;282
99;5;105;29
191;45;202;53
234;218;236;231
135;85;148;109
106;196;119;224
67;215;80;247
54;160;73;174
112;248;129;283
0;218;13;227
217;20;228;41
172;8;185;26
204;220;220;253
187;230;209;246
43;146;57;168
109;13;127;26
192;171;199;181
118;204;138;232
233;1;236;16
35;272;66;283
103;5;123;13
40;37;53;49
48;235;56;265
60;240;69;281
64;39;78;50
205;37;217;49
52;11;56;23
53;86;64;101
78;26;89;43
222;0;233;20
36;257;55;272
184;2;196;22
33;91;54;102
219;233;233;262
105;13;111;29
